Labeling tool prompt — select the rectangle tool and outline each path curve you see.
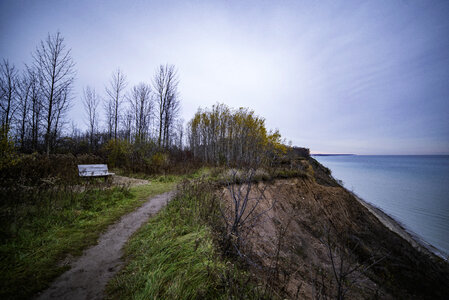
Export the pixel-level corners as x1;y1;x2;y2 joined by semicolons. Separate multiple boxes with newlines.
36;191;175;300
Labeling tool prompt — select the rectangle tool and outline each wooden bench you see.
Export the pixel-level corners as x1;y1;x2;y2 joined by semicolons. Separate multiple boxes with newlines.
78;164;115;180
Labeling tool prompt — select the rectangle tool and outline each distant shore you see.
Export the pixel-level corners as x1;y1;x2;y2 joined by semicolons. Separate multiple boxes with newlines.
312;154;356;156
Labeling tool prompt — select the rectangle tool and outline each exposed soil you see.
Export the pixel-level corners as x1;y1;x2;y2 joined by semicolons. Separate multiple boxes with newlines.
35;190;175;300
222;178;385;299
221;176;449;299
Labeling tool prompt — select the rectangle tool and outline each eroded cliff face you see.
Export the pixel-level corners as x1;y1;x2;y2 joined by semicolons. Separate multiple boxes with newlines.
221;160;449;299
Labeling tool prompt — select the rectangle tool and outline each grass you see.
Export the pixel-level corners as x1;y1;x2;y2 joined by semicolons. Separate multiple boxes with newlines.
0;165;310;300
106;180;223;299
0;179;178;300
106;179;269;300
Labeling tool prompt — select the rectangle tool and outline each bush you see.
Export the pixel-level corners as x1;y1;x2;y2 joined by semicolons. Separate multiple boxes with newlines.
150;152;170;173
102;139;131;168
0;153;103;208
0;125;19;170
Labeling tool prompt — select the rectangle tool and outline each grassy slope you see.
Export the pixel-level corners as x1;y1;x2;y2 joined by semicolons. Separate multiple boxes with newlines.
106;181;224;299
106;178;270;300
106;167;312;299
108;163;449;299
0;178;178;300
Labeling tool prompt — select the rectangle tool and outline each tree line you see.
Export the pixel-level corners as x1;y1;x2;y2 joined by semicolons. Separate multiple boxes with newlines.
1;31;297;171
0;31;182;155
187;103;287;166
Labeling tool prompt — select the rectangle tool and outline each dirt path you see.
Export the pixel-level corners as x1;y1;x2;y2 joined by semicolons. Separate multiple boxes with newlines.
36;191;175;300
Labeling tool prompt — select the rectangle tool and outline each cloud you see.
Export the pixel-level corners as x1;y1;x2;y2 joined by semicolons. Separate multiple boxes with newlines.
1;0;448;154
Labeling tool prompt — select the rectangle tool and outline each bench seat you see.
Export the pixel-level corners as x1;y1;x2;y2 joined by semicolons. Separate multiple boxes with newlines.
78;164;115;177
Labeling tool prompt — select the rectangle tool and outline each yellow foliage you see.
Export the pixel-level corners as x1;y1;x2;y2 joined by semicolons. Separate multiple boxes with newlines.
102;139;131;168
187;103;287;166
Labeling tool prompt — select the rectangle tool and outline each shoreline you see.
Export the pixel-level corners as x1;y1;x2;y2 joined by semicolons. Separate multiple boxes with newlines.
349;190;448;261
314;157;449;261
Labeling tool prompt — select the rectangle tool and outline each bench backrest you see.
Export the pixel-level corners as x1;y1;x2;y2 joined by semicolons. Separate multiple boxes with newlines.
78;164;109;177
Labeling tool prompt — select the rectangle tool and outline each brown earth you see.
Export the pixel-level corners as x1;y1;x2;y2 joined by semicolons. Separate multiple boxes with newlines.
221;172;449;299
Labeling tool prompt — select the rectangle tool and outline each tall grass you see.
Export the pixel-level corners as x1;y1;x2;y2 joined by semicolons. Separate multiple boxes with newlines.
0;180;177;300
107;180;221;299
107;179;271;300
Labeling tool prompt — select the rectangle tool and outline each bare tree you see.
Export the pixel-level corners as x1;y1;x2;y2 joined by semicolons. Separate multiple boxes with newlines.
129;83;152;143
0;59;18;133
163;87;180;148
33;32;76;154
104;98;114;140
153;64;179;149
28;68;42;151
174;118;184;149
121;107;133;143
52;87;71;148
16;69;33;149
83;86;99;150
105;69;127;140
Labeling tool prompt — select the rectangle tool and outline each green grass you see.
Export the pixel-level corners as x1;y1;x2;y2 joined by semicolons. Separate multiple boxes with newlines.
0;179;178;300
106;180;271;300
106;181;224;299
107;224;221;299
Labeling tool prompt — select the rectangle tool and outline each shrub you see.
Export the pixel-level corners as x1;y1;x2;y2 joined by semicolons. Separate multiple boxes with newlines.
150;152;169;173
0;125;19;170
101;139;131;168
0;153;103;209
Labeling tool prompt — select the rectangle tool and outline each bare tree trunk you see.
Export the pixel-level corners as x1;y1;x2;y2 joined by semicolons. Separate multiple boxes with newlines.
105;69;127;141
83;86;99;151
129;83;152;144
33;32;75;155
0;59;18;134
52;89;69;150
29;69;41;151
153;64;179;149
104;100;114;141
17;71;32;150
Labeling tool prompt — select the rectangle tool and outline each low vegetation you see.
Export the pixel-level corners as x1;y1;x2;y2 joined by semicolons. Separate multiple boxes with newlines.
107;179;269;299
2;94;447;299
0;177;178;300
108;158;449;299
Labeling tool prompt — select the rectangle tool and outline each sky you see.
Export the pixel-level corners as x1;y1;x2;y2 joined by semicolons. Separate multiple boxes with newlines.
1;0;448;155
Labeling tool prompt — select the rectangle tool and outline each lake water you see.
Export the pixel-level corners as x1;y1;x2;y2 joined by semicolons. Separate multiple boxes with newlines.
314;155;449;257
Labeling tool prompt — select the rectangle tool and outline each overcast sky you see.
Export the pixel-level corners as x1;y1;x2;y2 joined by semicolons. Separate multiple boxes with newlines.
1;0;448;154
